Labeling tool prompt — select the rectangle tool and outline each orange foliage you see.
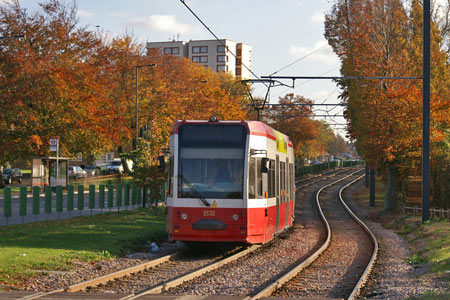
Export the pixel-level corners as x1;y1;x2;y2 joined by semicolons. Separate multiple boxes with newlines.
325;0;450;177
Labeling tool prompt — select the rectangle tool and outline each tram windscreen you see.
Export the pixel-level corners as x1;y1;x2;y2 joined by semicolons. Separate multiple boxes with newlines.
178;124;246;199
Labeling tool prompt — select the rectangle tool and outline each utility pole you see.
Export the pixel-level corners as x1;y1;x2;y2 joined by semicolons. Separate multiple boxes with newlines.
422;0;430;223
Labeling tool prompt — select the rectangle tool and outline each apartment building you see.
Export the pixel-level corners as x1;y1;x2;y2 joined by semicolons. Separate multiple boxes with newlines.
147;39;252;79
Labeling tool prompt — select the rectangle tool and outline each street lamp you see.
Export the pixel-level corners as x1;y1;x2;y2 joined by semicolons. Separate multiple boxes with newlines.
135;64;156;149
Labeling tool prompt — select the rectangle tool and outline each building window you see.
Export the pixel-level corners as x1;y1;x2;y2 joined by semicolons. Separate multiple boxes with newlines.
192;46;208;54
237;49;242;56
192;56;208;63
164;47;180;55
236;68;241;76
217;55;227;62
217;45;226;53
236;58;241;65
217;65;227;72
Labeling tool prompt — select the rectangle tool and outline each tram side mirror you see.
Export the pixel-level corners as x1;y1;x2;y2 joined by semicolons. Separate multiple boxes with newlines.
261;158;269;173
158;155;165;171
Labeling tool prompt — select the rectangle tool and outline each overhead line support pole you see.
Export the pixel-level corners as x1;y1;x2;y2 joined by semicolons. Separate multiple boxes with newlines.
422;0;430;223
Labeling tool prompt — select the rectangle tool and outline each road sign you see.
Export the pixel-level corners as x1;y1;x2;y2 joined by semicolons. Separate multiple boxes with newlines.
50;138;59;152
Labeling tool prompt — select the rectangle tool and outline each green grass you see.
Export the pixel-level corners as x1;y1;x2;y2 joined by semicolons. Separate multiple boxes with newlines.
0;207;167;284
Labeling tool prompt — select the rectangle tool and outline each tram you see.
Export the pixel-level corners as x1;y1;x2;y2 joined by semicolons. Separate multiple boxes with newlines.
162;117;295;244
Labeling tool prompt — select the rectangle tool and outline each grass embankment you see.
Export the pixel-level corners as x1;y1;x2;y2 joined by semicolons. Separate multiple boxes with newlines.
356;180;449;299
0;207;167;286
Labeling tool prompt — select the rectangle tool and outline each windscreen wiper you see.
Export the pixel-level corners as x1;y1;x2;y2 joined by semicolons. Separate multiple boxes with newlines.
179;174;210;207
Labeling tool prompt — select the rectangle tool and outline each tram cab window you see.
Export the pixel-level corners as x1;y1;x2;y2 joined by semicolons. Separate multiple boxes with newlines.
178;124;246;199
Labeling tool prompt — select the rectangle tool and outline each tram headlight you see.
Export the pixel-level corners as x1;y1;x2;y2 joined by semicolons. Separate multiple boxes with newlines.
181;213;188;220
232;214;239;221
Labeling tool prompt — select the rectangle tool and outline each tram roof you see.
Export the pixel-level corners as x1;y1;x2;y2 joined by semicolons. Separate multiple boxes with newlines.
170;120;293;147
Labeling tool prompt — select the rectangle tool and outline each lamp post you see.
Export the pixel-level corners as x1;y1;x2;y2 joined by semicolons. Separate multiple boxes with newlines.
135;64;156;149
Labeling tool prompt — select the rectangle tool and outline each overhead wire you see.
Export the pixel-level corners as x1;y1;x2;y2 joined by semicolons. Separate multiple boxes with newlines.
269;43;330;77
179;0;268;87
271;66;340;98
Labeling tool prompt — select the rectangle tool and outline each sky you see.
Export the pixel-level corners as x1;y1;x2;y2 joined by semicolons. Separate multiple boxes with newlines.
15;0;347;136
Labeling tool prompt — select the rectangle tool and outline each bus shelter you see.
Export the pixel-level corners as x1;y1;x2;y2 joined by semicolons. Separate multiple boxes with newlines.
32;157;70;188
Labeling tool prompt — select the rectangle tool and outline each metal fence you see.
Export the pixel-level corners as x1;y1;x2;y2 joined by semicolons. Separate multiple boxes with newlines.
1;183;168;225
404;205;450;221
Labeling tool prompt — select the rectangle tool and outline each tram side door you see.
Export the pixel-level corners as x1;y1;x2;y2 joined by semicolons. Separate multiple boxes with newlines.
275;155;280;232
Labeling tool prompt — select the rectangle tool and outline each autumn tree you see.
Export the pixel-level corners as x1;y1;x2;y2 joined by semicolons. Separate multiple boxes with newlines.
325;0;450;210
263;93;320;160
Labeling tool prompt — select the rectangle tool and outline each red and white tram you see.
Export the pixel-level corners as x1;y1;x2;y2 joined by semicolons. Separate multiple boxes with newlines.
164;117;295;244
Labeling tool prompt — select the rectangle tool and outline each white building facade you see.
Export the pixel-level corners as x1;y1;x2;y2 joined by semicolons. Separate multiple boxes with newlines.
147;39;252;80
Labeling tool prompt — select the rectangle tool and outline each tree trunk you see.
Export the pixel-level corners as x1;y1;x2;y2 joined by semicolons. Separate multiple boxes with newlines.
118;146;132;173
384;164;399;211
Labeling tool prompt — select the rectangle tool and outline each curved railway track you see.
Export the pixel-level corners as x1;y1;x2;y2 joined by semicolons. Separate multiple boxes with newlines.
16;166;376;300
264;173;378;299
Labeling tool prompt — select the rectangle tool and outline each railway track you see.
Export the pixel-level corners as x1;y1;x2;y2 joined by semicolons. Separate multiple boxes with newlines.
11;166;376;300
264;172;378;299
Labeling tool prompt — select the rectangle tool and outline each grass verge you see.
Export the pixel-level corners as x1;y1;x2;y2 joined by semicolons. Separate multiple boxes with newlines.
0;207;167;285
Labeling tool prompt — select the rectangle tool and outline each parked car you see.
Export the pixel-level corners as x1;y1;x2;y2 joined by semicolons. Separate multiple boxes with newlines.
68;166;87;179
82;165;98;177
3;168;23;184
106;160;123;174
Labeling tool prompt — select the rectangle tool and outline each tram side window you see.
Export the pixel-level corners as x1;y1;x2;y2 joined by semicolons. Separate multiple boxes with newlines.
168;156;174;197
280;161;285;203
275;156;280;198
249;157;256;198
286;158;290;200
268;159;275;198
289;163;294;198
257;158;263;197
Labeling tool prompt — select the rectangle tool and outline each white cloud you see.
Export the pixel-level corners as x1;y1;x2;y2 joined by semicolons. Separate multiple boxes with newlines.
108;11;134;18
311;11;324;23
311;90;333;99
78;9;95;19
129;15;193;34
289;40;339;65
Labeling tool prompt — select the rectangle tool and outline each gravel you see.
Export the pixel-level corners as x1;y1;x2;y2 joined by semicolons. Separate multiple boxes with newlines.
344;181;450;299
17;241;183;292
273;173;373;299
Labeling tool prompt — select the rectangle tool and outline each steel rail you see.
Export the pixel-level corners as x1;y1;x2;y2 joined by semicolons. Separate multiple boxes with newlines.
294;168;340;185
295;168;350;189
245;169;364;300
120;245;261;300
339;175;379;300
17;252;181;300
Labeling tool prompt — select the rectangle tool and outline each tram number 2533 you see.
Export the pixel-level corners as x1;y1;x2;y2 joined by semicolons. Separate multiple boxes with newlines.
203;210;215;217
